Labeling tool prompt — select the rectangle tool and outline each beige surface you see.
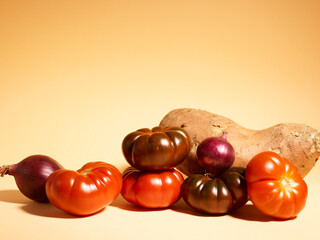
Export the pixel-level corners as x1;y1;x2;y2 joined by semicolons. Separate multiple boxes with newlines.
0;1;320;240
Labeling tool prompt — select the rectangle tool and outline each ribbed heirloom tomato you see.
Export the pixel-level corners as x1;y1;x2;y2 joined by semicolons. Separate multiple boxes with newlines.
45;161;122;216
121;167;184;208
246;151;308;219
181;167;248;214
122;126;191;171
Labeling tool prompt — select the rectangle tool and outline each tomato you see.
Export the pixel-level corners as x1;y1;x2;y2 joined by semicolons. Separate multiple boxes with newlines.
246;151;308;219
181;167;248;214
122;126;191;171
121;167;184;208
45;161;123;216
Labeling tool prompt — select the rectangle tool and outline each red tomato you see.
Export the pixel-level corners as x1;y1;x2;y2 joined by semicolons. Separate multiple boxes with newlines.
45;161;123;216
246;151;308;219
121;167;184;208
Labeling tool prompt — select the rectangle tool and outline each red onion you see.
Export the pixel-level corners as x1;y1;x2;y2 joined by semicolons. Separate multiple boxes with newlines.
0;155;63;202
196;132;235;176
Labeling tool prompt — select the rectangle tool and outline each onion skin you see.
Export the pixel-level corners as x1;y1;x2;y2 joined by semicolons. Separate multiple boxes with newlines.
196;132;235;176
0;155;63;202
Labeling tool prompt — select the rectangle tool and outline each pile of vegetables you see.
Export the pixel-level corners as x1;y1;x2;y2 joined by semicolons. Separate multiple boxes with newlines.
160;108;313;219
0;107;317;219
160;108;319;178
1;156;122;216
120;127;189;208
181;133;248;215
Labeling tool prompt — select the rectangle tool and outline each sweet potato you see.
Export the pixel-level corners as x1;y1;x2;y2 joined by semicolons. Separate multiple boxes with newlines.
159;108;320;177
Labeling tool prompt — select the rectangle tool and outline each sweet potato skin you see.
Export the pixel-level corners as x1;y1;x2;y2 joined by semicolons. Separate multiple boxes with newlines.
159;108;320;177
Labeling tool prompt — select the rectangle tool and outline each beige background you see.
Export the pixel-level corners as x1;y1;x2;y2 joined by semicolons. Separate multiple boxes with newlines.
0;1;319;239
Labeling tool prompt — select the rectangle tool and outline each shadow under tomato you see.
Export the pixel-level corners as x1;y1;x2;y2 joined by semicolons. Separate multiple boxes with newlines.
170;198;228;217
20;201;105;219
110;195;177;212
0;189;31;204
229;203;295;222
170;199;295;221
0;189;84;218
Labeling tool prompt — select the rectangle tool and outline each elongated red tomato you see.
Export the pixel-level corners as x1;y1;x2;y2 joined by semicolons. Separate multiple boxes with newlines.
45;161;122;216
121;167;184;208
246;151;308;219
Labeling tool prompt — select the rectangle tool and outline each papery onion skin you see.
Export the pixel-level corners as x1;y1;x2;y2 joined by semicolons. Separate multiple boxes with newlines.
0;155;63;202
196;132;235;176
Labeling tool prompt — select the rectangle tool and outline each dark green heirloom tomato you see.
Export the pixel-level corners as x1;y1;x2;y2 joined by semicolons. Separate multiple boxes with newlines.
122;126;191;171
181;167;248;214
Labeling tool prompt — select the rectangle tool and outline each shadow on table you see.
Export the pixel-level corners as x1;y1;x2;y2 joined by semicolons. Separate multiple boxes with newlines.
111;196;219;217
110;195;168;212
0;189;31;204
19;201;85;219
172;198;293;222
0;190;295;221
0;189;86;219
229;203;295;222
170;198;214;217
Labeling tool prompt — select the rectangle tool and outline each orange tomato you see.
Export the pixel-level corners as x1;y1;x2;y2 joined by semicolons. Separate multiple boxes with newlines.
45;161;122;216
246;151;308;219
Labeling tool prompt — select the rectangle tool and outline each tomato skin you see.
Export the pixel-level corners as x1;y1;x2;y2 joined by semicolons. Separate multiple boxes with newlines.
45;162;123;216
122;126;191;171
181;167;248;214
121;167;184;208
246;151;308;219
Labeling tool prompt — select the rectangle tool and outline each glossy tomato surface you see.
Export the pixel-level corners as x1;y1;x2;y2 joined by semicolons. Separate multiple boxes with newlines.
246;151;308;219
122;126;191;171
181;167;248;214
121;167;184;208
45;161;123;216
